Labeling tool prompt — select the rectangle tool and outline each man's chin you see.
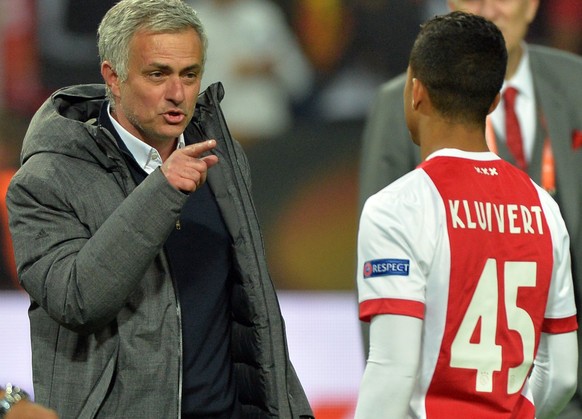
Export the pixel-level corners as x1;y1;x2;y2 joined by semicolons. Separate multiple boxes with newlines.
159;125;187;141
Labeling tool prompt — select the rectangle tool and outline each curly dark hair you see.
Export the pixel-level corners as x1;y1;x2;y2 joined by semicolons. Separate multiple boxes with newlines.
409;11;507;125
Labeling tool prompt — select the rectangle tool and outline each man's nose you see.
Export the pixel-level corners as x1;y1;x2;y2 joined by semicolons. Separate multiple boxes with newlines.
166;77;185;103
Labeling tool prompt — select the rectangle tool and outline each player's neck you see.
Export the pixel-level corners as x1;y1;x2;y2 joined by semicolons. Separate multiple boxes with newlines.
419;120;489;161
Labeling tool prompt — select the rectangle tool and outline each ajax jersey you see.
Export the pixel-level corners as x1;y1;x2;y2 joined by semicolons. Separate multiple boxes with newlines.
357;149;577;418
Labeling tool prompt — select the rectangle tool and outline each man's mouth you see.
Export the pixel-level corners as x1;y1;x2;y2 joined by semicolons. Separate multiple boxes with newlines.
163;110;186;124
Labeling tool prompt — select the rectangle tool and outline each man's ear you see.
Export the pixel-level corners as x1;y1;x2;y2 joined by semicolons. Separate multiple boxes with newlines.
488;92;501;115
101;61;121;97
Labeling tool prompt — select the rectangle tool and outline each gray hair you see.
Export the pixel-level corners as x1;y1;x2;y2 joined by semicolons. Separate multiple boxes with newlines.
97;0;208;100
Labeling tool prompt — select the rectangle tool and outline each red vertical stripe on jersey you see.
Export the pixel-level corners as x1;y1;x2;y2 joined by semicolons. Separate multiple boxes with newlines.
420;156;553;418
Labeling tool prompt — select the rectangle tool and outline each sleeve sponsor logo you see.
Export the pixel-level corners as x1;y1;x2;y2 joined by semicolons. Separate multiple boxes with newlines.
363;259;410;278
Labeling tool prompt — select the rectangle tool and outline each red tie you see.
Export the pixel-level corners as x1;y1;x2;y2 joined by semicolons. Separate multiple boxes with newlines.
503;87;527;170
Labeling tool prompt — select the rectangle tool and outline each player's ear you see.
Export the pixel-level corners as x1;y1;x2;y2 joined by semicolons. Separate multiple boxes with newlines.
488;92;501;115
412;78;424;110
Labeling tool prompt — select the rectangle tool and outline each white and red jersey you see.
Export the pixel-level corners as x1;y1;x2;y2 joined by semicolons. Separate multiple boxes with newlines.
357;148;578;418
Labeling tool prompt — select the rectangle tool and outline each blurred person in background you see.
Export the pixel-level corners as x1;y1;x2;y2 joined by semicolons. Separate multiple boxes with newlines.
187;0;313;147
421;0;450;19
358;1;582;416
36;0;115;90
544;0;582;55
294;0;424;123
0;109;29;290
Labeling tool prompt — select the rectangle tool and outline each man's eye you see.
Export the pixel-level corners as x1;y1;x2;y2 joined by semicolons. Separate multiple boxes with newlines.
182;73;199;84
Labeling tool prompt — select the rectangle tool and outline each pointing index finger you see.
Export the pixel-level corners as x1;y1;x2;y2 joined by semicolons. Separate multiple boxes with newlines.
182;139;217;157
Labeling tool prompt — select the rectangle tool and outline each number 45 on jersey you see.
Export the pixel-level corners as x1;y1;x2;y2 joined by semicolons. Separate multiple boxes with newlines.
450;259;536;394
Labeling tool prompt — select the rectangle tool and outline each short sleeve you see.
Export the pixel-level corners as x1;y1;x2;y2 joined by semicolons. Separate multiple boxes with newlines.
357;170;443;322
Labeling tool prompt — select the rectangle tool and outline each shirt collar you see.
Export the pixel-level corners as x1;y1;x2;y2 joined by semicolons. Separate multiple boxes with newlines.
502;42;534;100
426;148;500;162
106;103;185;174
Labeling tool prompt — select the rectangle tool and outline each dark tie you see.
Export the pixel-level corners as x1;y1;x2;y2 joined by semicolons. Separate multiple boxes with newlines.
503;87;527;170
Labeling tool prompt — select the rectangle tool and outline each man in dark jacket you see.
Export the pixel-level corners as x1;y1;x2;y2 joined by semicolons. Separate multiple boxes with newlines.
6;0;313;418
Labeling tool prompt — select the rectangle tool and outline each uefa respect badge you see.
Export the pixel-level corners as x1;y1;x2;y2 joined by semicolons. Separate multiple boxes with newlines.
363;258;410;278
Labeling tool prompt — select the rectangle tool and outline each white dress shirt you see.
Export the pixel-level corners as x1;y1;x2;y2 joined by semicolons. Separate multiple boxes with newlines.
490;43;536;163
107;103;185;174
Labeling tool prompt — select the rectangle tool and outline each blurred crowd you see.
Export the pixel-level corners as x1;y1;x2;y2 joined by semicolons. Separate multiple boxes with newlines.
0;0;581;291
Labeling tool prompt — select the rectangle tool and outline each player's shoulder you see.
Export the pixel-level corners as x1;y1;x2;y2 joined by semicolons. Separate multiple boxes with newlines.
361;169;446;244
364;168;435;213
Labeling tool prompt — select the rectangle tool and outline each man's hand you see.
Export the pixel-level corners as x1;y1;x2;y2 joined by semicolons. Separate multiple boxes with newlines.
161;139;219;192
6;400;59;419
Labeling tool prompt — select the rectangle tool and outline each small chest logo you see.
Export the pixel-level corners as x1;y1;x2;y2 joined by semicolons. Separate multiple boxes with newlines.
363;259;410;278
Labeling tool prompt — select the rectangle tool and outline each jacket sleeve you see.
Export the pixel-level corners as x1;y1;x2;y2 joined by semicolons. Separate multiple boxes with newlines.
7;165;187;334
